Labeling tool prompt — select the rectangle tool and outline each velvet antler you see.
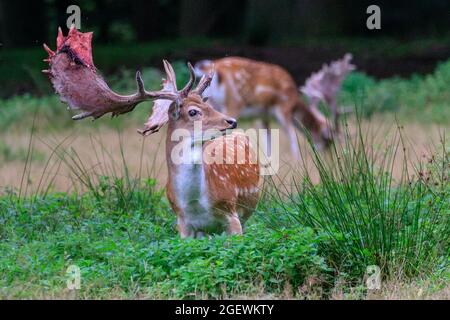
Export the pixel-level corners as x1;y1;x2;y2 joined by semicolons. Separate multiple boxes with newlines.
43;26;213;136
43;26;177;121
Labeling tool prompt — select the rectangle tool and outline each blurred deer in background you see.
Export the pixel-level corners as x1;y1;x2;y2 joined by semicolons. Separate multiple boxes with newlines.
43;26;261;238
194;56;356;156
301;54;355;134
195;57;332;158
194;57;334;158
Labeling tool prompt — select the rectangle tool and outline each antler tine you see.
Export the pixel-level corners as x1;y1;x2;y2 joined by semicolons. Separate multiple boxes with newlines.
180;62;196;97
192;67;214;96
163;59;178;91
135;71;146;97
134;70;179;101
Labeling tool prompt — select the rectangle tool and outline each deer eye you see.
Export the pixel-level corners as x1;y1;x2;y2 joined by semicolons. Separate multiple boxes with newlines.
188;109;199;117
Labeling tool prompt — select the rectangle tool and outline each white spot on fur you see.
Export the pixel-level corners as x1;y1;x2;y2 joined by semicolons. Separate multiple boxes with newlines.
255;85;276;95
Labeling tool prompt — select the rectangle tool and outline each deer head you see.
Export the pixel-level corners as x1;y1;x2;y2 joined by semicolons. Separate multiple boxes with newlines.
300;53;355;132
139;61;236;138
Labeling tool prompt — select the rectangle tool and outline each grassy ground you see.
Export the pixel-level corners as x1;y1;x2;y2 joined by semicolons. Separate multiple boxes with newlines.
0;123;448;299
0;56;449;299
0;118;446;193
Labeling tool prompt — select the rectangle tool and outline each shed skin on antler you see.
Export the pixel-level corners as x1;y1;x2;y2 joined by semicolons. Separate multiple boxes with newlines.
300;53;355;132
42;25;207;124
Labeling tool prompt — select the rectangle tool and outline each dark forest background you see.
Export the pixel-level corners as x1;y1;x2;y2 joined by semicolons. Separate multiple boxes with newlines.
1;0;450;47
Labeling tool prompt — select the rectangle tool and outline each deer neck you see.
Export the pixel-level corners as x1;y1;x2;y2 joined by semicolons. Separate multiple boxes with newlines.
165;123;204;170
165;124;209;214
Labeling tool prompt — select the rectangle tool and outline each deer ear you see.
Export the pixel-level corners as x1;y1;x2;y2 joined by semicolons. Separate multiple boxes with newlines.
169;101;181;120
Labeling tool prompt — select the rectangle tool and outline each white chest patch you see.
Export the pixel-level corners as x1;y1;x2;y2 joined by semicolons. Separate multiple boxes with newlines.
173;145;217;231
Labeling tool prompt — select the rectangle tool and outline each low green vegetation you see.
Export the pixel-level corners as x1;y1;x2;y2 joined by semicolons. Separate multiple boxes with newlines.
263;124;449;282
0;180;329;299
1;57;449;131
340;59;450;123
0;122;448;299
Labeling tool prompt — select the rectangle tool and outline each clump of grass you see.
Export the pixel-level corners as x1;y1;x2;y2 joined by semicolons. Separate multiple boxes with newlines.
263;117;449;282
0;194;328;299
144;224;328;299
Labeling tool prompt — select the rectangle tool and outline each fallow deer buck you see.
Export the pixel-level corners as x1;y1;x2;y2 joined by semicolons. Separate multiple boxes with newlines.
194;57;335;158
43;26;261;238
300;54;355;134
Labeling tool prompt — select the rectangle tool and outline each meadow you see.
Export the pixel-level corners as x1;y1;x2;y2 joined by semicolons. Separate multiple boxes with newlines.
0;54;449;299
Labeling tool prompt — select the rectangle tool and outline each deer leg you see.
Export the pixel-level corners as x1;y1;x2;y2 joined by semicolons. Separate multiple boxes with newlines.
329;98;339;133
273;108;301;159
168;190;193;239
226;212;243;235
263;110;272;156
286;124;301;159
194;231;206;239
176;216;193;239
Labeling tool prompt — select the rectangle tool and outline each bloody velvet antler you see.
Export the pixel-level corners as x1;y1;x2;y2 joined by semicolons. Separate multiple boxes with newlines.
43;26;180;121
43;26;212;136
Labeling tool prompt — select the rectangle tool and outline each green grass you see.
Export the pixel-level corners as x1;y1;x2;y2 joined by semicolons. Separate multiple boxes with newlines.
0;182;329;299
262;121;449;282
0;118;448;299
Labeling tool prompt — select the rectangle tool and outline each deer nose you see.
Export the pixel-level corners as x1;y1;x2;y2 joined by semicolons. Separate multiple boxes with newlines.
226;118;237;129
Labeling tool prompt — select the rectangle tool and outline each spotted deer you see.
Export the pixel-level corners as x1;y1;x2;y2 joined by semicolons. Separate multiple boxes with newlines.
43;26;260;238
301;53;355;134
194;57;334;158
